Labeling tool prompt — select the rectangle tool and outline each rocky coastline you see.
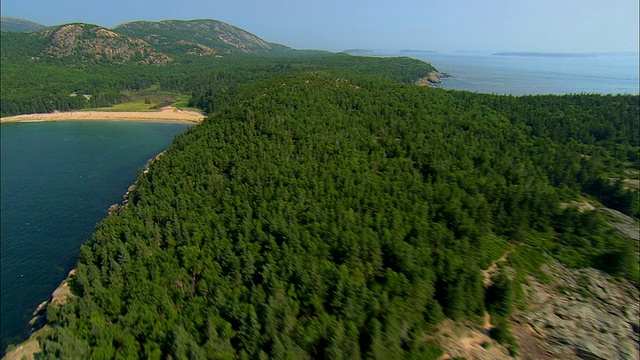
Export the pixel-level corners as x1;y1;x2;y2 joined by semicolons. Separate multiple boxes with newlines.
2;270;76;360
414;70;452;87
3;150;168;360
108;150;167;216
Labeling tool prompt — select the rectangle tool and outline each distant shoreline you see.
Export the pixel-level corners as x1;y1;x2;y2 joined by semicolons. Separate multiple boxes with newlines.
0;106;205;124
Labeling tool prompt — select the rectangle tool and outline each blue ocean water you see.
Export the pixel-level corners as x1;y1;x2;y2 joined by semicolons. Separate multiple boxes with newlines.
390;51;639;95
0;121;190;353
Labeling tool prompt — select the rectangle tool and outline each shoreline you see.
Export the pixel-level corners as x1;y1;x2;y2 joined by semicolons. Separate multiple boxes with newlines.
414;70;452;87
1;119;184;360
3;150;169;360
0;106;205;124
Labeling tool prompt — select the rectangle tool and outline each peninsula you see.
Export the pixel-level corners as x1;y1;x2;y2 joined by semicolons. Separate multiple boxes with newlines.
2;15;638;360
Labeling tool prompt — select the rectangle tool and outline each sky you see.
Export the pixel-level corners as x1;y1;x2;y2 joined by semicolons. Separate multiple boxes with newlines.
2;0;638;53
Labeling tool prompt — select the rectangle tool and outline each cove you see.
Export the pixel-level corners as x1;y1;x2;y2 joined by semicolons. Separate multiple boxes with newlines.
0;120;191;353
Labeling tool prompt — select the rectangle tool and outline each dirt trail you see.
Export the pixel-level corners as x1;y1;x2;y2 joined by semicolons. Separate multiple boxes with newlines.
483;245;515;287
559;195;595;212
435;320;511;360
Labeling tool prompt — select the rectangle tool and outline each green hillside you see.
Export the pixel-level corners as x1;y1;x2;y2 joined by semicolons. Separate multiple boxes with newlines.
35;67;638;359
1;16;638;360
0;31;49;61
0;18;289;67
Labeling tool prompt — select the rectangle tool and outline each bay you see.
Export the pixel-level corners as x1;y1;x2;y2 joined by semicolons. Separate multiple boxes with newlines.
0;121;190;353
383;51;639;95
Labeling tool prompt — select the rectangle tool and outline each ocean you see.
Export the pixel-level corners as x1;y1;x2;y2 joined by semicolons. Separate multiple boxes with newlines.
389;51;639;95
0;121;190;353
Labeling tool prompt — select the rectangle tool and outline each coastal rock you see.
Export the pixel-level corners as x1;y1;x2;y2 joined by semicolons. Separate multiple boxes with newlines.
2;271;76;360
32;301;47;316
108;150;167;216
414;70;451;87
50;269;75;307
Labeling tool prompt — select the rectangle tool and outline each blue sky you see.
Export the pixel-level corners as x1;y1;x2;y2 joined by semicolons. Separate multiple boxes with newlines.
2;0;638;52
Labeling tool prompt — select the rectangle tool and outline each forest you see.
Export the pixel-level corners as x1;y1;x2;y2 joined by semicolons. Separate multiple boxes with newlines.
26;58;638;359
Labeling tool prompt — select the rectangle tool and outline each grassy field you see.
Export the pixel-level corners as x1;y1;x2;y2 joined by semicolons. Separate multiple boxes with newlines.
87;100;161;111
86;87;199;112
172;94;195;110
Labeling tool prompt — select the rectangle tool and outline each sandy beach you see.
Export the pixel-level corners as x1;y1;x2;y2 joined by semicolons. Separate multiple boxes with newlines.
0;106;205;124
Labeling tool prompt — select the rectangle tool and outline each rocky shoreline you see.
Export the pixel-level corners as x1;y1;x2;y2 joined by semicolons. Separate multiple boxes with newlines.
108;150;167;216
2;270;76;360
414;70;452;87
3;150;169;360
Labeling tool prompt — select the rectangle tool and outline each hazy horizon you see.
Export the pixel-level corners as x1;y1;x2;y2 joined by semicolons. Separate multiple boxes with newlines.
2;0;639;53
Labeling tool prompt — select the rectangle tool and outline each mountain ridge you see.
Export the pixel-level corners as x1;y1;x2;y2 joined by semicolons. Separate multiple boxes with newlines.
34;23;172;65
0;16;48;32
1;18;291;65
114;19;290;56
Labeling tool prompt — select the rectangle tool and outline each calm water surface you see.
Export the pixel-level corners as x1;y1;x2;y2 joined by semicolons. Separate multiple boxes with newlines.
1;121;190;353
383;51;639;95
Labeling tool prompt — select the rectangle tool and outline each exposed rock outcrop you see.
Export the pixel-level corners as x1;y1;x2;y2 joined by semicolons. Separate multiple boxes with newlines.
114;19;289;56
513;262;639;360
600;207;640;241
414;70;451;87
435;320;512;360
36;23;171;65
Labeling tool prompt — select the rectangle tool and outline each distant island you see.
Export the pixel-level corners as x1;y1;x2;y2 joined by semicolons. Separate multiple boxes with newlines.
492;51;597;58
343;49;374;54
399;49;437;54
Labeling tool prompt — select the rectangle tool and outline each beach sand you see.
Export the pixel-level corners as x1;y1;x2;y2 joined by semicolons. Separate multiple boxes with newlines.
0;106;205;124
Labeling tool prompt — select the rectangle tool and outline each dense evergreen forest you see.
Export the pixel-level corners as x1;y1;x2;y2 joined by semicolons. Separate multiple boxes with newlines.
29;60;638;359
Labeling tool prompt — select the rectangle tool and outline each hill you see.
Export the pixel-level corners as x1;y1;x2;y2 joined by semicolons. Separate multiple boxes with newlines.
114;19;290;56
16;68;637;359
0;18;289;66
34;23;172;65
0;16;48;32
